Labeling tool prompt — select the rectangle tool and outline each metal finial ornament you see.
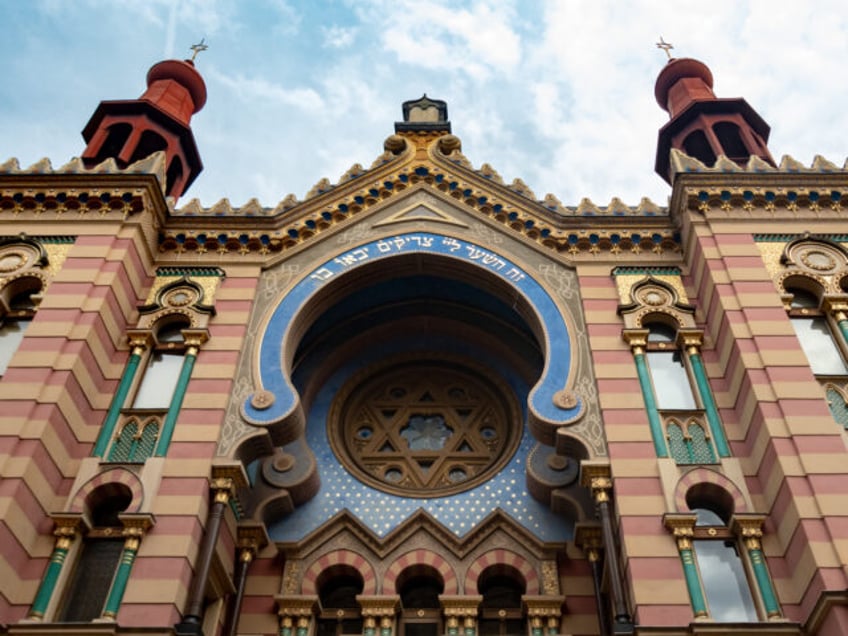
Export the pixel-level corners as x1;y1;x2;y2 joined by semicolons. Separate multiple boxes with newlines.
656;36;674;60
189;38;208;62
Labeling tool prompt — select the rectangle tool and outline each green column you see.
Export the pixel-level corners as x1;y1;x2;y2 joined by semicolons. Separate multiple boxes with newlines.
739;534;781;619
679;546;708;618
93;348;143;457
633;351;668;457
280;617;294;636
28;533;75;619
837;317;848;346
155;347;198;457
364;623;376;636
687;350;731;457
102;533;141;618
296;617;310;636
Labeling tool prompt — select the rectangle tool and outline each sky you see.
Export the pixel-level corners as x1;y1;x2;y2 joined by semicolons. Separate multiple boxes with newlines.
1;1;846;209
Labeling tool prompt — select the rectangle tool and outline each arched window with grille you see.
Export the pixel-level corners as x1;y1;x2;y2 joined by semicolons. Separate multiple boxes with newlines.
58;487;132;622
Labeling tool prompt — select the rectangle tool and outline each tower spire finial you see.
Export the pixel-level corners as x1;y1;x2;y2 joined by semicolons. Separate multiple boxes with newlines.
189;38;208;63
656;36;674;61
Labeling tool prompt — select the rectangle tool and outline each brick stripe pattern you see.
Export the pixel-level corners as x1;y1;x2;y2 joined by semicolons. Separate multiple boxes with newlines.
464;549;540;595
301;549;378;595
383;549;459;594
68;467;145;513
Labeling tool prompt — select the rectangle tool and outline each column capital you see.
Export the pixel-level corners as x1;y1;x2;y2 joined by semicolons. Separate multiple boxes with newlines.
822;293;848;319
663;513;698;551
621;328;649;353
731;513;767;550
181;328;210;351
212;460;250;489
676;327;704;353
357;595;400;617
211;461;249;506
275;595;319;618
119;512;156;533
126;329;153;353
522;595;565;617
237;521;270;559
580;461;612;503
440;595;482;618
51;511;89;537
574;523;604;561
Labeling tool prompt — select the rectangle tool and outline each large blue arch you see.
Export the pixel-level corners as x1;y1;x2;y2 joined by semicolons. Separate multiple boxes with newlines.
243;231;581;425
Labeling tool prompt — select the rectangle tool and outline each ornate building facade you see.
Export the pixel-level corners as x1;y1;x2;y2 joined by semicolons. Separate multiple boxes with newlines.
0;53;846;636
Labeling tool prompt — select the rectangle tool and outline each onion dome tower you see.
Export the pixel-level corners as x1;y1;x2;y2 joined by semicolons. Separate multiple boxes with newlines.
654;55;774;183
80;57;207;199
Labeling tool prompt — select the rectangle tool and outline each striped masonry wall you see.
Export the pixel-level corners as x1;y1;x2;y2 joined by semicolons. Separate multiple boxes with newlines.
684;210;848;627
576;260;692;627
114;264;261;627
0;223;152;621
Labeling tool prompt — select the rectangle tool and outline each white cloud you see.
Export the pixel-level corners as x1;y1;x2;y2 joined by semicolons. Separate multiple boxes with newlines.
322;25;357;49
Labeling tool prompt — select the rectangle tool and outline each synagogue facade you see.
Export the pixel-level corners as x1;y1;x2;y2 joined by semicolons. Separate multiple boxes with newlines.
0;52;846;636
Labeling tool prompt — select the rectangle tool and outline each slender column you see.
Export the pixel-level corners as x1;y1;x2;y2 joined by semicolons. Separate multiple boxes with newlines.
223;523;270;636
733;515;782;619
663;514;708;619
94;335;149;457
524;597;565;636
822;298;848;346
275;597;318;636
101;515;155;620
679;330;730;457
581;463;632;631
175;477;235;635
28;518;82;620
576;524;610;636
156;330;208;457
623;330;667;457
441;596;481;636
359;597;400;636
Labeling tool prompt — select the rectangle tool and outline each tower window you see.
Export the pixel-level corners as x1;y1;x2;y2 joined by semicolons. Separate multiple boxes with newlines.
682;130;717;166
713;122;748;160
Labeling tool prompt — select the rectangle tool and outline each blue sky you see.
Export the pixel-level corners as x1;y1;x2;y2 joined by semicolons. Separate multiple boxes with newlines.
2;1;846;208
